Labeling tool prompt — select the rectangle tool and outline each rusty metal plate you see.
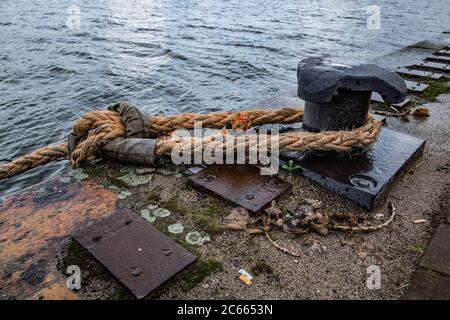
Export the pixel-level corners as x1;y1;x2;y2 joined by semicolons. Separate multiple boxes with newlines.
397;68;444;80
426;54;450;63
188;164;292;213
405;80;429;93
413;61;450;72
371;92;411;108
281;128;425;210
73;208;196;299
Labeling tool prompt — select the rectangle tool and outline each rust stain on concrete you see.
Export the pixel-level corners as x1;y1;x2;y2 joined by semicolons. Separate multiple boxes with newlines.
0;180;117;298
36;283;80;300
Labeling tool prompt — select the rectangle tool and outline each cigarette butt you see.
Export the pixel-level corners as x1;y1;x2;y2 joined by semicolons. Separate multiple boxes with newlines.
239;275;252;286
238;269;253;280
413;219;427;224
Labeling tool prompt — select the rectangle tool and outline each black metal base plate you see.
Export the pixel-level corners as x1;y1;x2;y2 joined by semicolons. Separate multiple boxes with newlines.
281;128;425;210
188;164;292;213
73;208;197;299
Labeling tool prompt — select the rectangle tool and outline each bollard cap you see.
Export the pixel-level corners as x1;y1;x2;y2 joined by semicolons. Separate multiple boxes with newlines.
297;57;407;104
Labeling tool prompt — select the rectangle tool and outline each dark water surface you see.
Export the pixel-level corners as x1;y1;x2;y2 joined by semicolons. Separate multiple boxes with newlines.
1;0;449;196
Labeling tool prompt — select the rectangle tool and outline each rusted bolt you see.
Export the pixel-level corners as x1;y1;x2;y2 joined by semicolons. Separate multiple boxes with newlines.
92;235;102;242
202;175;216;182
130;267;142;277
245;194;255;200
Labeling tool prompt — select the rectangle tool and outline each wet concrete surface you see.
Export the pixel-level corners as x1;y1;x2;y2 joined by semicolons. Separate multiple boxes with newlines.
387;93;450;153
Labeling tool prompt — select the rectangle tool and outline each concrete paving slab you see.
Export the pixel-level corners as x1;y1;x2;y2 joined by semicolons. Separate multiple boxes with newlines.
404;270;450;300
419;224;450;275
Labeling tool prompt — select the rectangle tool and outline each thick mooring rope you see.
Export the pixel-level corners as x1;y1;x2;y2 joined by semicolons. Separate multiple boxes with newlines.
0;105;382;180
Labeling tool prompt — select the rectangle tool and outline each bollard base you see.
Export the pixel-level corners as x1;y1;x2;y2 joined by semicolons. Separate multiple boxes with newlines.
281;128;426;210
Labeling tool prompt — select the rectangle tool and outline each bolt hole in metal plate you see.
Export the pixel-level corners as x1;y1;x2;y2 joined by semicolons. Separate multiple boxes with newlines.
404;80;429;93
73;208;196;299
188;164;292;213
413;61;450;73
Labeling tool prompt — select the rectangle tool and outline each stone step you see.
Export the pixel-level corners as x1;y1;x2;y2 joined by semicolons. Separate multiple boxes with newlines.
436;49;450;56
426;54;450;63
404;270;450;300
397;67;444;80
413;61;450;73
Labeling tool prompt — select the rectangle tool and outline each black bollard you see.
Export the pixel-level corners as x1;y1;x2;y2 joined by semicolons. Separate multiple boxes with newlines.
297;58;407;132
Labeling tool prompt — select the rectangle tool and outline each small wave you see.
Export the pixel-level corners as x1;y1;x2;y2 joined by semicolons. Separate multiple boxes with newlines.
223;42;281;53
47;65;78;75
337;16;362;21
60;50;95;60
135;27;164;32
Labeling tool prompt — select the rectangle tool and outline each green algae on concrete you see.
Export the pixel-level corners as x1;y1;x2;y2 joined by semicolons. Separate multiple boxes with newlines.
159;196;225;234
118;171;152;187
179;258;223;292
250;257;273;277
422;78;450;102
146;189;161;202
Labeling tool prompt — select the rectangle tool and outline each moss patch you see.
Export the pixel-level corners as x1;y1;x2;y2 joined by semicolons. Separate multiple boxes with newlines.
250;257;273;276
159;196;225;234
179;258;223;292
421;78;450;101
394;74;449;102
147;189;161;202
411;243;426;255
